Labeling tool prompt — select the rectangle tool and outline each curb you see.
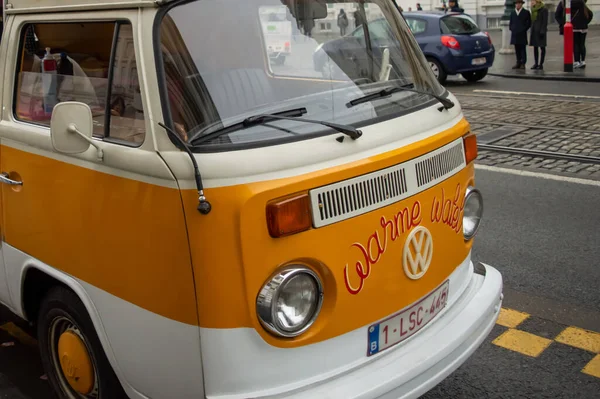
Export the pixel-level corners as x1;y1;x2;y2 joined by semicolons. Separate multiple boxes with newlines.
488;71;600;82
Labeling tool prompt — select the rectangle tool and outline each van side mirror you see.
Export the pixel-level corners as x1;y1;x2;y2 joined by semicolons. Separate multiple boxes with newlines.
50;102;103;159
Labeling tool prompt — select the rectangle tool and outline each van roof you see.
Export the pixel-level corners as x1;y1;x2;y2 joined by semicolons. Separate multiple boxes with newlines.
5;0;173;14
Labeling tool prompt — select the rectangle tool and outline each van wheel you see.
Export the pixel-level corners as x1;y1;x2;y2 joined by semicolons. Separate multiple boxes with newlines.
462;68;488;82
37;287;127;399
427;57;447;85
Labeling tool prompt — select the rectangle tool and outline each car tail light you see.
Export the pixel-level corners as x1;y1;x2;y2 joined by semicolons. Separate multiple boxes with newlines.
484;31;492;45
441;35;460;50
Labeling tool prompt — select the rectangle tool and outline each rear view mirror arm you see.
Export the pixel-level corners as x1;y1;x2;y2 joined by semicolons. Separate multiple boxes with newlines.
67;123;104;160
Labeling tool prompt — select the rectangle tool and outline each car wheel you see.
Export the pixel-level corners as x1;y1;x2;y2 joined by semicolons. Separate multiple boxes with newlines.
427;57;447;85
37;286;127;399
462;68;488;82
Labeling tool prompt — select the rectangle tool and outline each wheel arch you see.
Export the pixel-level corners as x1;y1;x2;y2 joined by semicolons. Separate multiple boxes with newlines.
424;53;448;73
19;262;144;399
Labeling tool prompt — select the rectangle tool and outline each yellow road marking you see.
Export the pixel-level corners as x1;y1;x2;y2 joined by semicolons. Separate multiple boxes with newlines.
496;308;530;328
555;326;600;353
583;354;600;378
0;322;38;347
493;328;553;357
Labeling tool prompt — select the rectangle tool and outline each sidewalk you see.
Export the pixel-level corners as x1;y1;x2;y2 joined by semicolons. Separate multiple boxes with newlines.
488;26;600;81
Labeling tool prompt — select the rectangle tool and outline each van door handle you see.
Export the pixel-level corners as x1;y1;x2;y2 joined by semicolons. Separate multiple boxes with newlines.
0;172;23;186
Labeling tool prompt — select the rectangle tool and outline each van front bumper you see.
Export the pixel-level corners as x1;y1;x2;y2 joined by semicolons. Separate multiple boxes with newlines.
274;262;503;399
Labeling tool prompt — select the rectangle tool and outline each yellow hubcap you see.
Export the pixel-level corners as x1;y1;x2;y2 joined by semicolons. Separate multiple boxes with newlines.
57;330;95;395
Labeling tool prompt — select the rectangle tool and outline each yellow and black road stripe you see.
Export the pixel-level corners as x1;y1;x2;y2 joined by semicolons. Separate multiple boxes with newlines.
493;308;600;379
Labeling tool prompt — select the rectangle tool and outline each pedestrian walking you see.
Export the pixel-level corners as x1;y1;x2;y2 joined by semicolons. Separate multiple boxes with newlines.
572;0;593;68
529;0;548;69
337;9;349;36
416;3;423;11
509;0;531;69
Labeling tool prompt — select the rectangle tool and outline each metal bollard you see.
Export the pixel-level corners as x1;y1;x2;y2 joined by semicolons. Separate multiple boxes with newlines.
564;0;574;72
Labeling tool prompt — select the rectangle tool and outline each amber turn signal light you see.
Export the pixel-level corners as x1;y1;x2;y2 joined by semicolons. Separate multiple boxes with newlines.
266;193;312;238
463;133;478;164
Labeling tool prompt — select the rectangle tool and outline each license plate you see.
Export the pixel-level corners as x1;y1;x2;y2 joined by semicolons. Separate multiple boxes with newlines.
367;281;449;356
472;57;486;65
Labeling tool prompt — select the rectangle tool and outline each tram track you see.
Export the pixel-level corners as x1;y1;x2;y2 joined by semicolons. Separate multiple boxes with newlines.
463;106;600;119
472;122;600;165
451;89;600;173
477;143;600;164
469;122;600;135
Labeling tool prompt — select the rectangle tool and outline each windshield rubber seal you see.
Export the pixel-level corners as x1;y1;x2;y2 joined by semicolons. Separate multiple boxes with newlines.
152;0;452;153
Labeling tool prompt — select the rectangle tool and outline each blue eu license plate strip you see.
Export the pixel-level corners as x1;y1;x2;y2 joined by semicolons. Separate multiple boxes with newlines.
366;280;449;357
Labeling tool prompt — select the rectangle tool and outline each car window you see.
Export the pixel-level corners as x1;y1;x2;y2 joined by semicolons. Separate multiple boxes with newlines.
440;15;480;34
14;21;145;145
406;18;427;35
352;19;390;41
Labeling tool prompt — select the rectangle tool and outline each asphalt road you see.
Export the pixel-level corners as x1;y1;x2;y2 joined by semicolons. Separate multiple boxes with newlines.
445;74;600;97
422;167;600;399
0;77;598;398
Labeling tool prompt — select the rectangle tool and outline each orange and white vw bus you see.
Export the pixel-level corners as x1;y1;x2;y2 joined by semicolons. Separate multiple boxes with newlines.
0;0;502;398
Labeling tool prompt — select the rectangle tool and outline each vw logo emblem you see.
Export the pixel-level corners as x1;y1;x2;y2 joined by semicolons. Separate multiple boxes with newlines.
402;226;434;280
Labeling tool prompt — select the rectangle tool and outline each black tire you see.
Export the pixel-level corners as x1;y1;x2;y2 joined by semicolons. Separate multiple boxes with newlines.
461;68;488;82
37;286;128;399
426;57;447;85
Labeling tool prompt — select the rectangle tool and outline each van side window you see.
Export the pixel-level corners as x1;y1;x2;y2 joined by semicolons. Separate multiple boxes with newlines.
14;21;145;145
107;24;145;144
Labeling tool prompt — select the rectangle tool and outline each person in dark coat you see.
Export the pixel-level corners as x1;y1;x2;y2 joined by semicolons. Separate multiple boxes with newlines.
509;0;532;69
555;1;566;35
337;9;349;36
354;10;366;29
529;0;548;69
571;0;593;68
447;0;464;13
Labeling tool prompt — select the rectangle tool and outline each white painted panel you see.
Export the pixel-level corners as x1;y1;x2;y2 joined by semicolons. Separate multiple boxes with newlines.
7;0;156;13
2;244;204;399
200;252;474;398
161;95;466;189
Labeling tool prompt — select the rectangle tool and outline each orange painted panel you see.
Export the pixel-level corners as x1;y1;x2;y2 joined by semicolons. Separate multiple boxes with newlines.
182;118;474;347
1;146;198;326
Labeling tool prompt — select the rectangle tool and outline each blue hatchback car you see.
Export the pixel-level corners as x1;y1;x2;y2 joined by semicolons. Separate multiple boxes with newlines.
403;11;495;84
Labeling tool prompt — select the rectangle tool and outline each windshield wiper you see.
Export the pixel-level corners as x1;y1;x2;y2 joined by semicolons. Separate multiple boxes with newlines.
191;107;362;146
346;84;455;112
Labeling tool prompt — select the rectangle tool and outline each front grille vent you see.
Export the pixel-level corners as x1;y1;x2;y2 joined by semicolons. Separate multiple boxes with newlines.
316;168;408;222
415;142;464;187
309;138;466;228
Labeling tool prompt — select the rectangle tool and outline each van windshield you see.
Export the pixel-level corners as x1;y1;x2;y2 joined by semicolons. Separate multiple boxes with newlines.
157;0;443;150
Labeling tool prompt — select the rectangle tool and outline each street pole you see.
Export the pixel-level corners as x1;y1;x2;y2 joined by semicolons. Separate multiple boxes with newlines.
499;0;515;54
563;0;573;72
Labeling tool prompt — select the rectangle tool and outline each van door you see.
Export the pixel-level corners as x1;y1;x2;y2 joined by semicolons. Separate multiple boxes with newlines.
0;14;12;307
0;12;202;398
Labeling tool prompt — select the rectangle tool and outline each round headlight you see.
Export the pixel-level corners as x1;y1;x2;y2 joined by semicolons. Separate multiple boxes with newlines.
256;267;323;338
463;186;483;240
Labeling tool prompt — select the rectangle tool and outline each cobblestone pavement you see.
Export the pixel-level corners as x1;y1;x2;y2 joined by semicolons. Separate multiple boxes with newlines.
456;94;600;180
